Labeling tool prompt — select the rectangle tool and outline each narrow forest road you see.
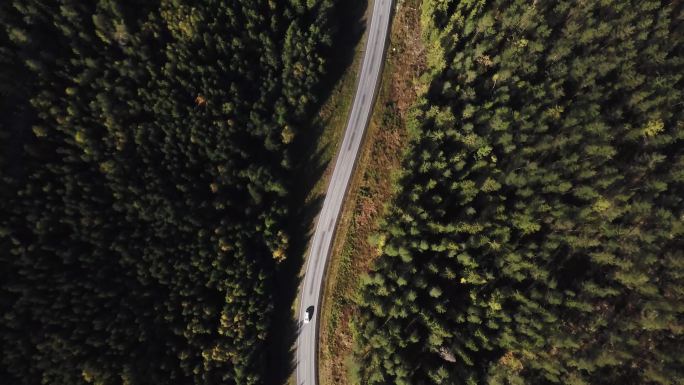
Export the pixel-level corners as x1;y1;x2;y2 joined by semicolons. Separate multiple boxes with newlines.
295;0;393;384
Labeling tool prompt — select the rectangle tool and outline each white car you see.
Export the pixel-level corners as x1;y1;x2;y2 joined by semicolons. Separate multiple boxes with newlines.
303;306;315;324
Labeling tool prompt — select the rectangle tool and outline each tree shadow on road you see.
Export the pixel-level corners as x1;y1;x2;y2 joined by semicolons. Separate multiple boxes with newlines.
265;1;369;384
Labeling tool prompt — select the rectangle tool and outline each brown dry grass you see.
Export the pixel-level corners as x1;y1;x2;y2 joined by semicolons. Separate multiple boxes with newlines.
319;1;426;384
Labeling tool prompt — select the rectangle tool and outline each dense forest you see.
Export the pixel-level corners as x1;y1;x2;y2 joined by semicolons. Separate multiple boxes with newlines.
0;0;335;384
356;1;683;385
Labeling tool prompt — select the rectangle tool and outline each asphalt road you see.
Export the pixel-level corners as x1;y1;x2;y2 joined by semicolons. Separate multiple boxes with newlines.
296;0;393;384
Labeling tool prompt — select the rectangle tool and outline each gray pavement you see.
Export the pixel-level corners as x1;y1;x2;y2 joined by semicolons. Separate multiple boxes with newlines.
296;0;393;384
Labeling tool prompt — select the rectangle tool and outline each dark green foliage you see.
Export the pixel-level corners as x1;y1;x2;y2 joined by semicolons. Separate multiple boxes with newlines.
356;1;683;384
0;0;334;384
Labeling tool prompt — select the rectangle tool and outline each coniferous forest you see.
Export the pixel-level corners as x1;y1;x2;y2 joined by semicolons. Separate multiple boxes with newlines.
356;1;683;385
2;0;684;384
0;0;335;384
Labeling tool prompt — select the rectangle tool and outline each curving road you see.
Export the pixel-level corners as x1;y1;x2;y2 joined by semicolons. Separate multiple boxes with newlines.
296;0;393;384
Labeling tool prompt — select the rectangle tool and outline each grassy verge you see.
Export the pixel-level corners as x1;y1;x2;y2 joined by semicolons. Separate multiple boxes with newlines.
290;0;372;321
304;0;371;207
318;1;427;385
